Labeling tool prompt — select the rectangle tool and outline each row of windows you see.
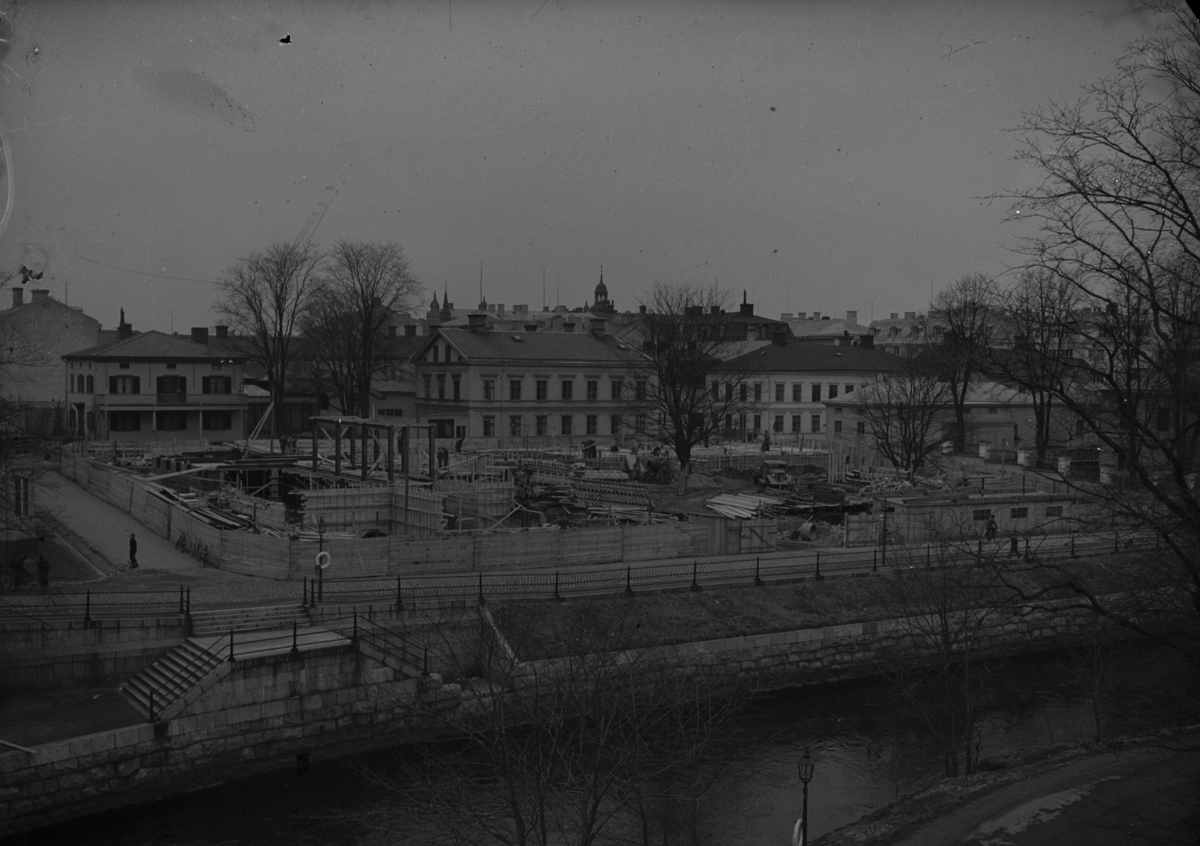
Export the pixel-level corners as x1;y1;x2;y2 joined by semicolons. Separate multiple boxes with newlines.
481;413;637;438
104;376;233;395
427;376;646;402
972;505;1064;521
717;382;857;403
107;411;232;432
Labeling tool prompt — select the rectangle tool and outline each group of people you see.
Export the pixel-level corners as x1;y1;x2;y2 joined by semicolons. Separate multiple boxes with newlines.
984;514;1023;558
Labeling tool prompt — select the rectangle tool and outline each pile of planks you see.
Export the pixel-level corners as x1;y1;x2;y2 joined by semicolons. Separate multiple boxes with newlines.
706;493;785;519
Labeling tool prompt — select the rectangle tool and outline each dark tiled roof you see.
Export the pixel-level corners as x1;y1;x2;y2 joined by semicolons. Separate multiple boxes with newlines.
63;330;246;362
422;328;643;365
721;341;907;374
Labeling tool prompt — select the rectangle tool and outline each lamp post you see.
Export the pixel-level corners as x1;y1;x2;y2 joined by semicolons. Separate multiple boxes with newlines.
796;747;815;846
317;516;326;602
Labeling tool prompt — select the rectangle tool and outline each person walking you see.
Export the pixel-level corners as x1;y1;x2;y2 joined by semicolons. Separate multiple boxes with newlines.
986;515;998;540
1009;532;1020;559
129;532;139;569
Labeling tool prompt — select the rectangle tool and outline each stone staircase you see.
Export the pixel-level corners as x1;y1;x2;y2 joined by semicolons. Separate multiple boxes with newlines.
119;638;226;721
189;602;311;637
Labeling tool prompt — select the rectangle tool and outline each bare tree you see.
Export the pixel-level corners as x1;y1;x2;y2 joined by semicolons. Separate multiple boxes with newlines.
214;242;321;445
626;283;752;492
303;240;422;417
853;357;954;477
995;4;1200;664
932;273;999;453
992;268;1082;469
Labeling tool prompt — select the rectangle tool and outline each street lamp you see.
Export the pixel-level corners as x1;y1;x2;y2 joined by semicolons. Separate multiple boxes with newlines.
795;747;815;846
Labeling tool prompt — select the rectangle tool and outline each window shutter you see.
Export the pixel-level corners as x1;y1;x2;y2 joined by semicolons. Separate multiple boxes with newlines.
132;376;141;394
156;376;165;394
202;377;210;395
224;376;232;394
109;376;118;394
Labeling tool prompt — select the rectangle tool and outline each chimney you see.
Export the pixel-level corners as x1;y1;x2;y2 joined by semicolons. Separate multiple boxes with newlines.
860;334;874;348
890;313;899;320
589;317;607;337
905;311;916;319
117;308;133;340
215;325;228;339
812;311;821;320
524;323;539;333
31;289;49;302
772;327;788;346
710;305;720;315
685;305;702;317
822;316;830;321
639;305;647;315
468;312;489;332
739;299;754;317
11;288;22;308
780;312;792;321
846;310;857;324
191;327;210;345
796;312;806;320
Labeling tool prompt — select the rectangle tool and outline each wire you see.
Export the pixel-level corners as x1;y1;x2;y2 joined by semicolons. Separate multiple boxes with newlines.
73;253;215;285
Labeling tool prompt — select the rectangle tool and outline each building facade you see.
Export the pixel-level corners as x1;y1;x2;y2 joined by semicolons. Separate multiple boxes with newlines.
63;327;248;441
412;316;644;446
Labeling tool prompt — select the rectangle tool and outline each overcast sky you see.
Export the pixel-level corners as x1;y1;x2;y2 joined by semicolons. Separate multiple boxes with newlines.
0;0;1153;332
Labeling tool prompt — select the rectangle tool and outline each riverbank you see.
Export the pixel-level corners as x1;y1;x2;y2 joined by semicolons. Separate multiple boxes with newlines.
821;730;1200;845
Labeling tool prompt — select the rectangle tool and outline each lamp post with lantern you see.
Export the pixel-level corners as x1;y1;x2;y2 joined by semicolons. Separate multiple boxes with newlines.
794;747;815;846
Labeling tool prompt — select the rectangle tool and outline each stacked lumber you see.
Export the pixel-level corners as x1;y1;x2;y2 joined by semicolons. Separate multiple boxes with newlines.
705;493;785;519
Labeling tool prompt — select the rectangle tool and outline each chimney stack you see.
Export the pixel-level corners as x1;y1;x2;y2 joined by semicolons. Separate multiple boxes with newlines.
905;311;916;319
639;305;647;315
890;313;899;320
589;317;607;337
31;289;49;302
215;325;228;339
772;327;788;346
812;311;821;320
11;288;23;308
780;312;792;321
846;310;858;324
191;327;210;345
467;312;489;332
796;312;806;320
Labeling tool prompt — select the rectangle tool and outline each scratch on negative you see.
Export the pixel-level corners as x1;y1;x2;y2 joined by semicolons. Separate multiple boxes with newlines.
10;110;95;132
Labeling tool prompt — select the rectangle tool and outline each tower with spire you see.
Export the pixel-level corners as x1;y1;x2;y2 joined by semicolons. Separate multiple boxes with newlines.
592;266;615;314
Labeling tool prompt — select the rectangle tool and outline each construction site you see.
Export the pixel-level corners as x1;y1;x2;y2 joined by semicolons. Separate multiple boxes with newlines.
54;417;1088;583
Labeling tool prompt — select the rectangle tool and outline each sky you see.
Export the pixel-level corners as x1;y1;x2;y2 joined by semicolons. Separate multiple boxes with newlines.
0;0;1156;332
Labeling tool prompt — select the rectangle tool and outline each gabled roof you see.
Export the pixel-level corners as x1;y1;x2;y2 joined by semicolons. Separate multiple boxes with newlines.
720;341;907;374
63;330;246;362
416;327;644;365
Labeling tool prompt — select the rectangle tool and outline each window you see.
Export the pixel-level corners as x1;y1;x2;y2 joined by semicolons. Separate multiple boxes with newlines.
202;376;232;394
1046;506;1063;518
510;415;522;437
561;380;574;401
156;411;187;431
754;383;762;401
811;384;821;402
635;413;647;433
108;411;141;432
612;380;624;401
586;414;598;435
202;411;232;431
86;375;93;393
388;325;397;337
636;381;647;401
423;374;432;398
586;380;598;401
561;414;573;436
156;375;186;397
76;375;84;393
509;379;522;401
775;383;785;402
438;375;446;399
739;384;747;401
791;415;802;433
725;384;732;402
725;414;733;431
845;384;855;394
712;381;720;400
973;509;991;521
536;380;548;401
119;362;130;369
444;343;453;362
483;416;495;437
856;421;866;435
833;406;842;414
753;413;761;431
773;415;783;433
736;413;746;431
834;420;842;434
610;414;621;435
792;383;803;402
166;363;176;370
452;376;461;400
536;415;548;436
110;375;140;394
431;345;439;363
828;384;838;399
1010;507;1028;519
483;379;495;401
810;414;821;433
988;407;999;415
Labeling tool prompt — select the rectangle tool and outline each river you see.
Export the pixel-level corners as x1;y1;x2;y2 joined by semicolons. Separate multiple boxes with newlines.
16;645;1194;846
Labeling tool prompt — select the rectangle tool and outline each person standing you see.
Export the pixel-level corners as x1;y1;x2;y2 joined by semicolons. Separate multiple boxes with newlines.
129;532;139;569
1009;532;1020;559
